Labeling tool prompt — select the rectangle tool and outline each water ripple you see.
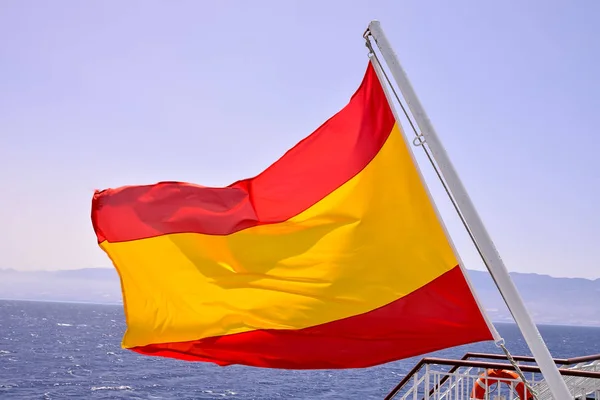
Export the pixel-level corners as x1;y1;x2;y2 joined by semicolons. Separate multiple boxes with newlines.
1;299;600;399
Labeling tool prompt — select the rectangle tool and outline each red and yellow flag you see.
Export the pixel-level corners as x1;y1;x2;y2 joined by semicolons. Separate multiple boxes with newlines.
91;63;493;369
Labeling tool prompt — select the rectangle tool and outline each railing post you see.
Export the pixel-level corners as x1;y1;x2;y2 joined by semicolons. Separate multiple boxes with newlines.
413;371;418;400
424;364;430;399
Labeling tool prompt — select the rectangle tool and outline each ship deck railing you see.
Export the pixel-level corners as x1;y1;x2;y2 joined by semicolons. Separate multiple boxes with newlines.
384;352;600;400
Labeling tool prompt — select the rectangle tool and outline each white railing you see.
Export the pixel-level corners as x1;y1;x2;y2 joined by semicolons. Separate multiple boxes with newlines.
399;365;534;400
534;360;600;400
386;355;600;400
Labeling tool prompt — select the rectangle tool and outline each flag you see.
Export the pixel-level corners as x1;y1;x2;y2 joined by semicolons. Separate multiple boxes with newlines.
91;62;493;369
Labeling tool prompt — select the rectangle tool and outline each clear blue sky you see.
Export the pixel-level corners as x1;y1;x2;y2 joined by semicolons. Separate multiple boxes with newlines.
1;0;598;279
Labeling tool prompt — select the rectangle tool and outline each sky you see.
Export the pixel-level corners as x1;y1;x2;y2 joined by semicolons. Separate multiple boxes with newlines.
0;0;598;279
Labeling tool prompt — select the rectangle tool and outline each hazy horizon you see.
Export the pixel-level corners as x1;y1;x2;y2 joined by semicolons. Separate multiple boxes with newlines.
1;1;599;279
3;267;599;327
3;265;599;281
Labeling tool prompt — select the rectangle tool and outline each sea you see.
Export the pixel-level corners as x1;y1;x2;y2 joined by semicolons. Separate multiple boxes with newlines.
1;300;599;400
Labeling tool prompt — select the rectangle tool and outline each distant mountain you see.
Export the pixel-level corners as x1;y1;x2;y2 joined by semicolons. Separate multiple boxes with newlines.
1;267;599;327
466;270;600;327
0;267;122;305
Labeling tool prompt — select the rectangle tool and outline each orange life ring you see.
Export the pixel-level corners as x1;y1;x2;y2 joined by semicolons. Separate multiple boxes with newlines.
470;368;534;400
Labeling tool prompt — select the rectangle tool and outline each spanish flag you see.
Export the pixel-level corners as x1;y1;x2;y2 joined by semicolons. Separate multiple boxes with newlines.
91;62;493;369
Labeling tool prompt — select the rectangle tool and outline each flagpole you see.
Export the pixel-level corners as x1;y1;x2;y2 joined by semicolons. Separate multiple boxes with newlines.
365;20;571;400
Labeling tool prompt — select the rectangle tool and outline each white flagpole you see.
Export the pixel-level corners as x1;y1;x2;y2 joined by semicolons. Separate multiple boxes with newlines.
365;20;571;400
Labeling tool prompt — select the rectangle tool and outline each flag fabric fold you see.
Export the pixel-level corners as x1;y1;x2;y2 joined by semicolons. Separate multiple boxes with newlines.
91;62;493;369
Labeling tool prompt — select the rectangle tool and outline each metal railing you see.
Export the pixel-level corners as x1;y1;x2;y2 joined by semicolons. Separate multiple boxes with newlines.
385;353;600;400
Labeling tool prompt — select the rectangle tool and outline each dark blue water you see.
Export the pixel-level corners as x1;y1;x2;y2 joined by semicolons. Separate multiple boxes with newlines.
1;300;599;399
